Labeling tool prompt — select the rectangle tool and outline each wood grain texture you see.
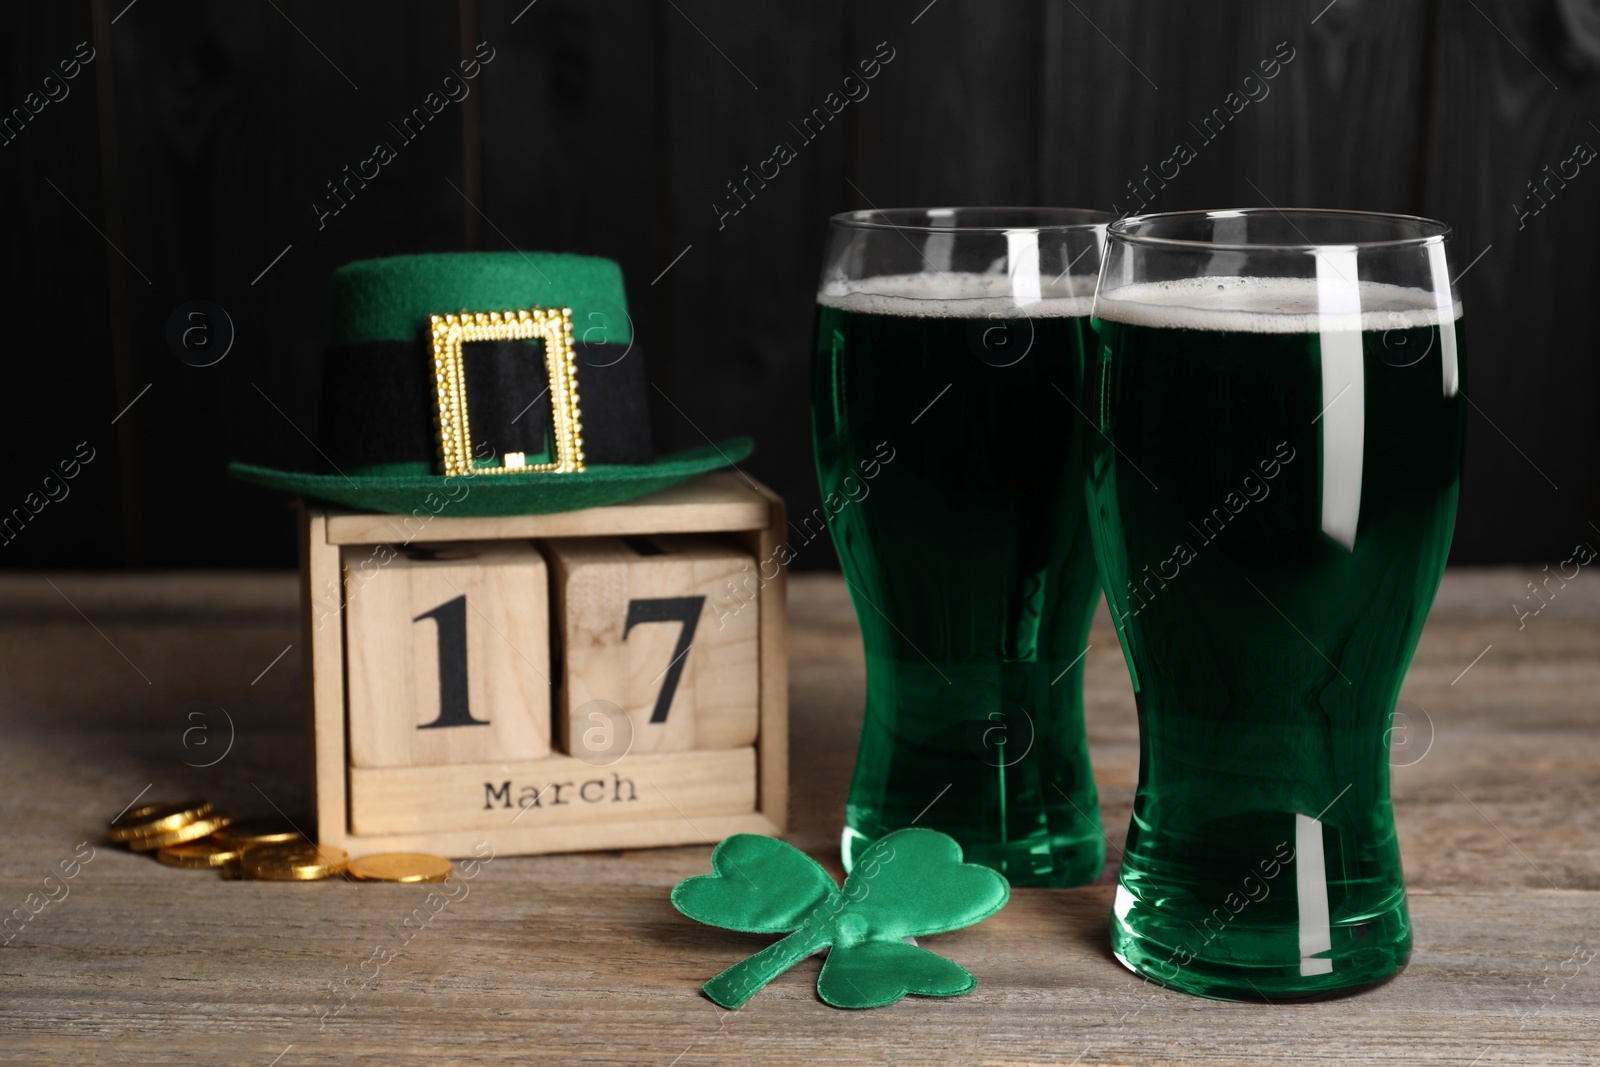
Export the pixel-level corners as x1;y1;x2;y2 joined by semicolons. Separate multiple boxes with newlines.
5;0;1596;569
0;3;124;569
743;478;792;836
650;0;852;575
0;567;1594;1063
334;811;783;867
348;746;757;836
1236;0;1433;211
301;506;346;850
344;540;552;768
850;1;1039;208
320;470;773;544
475;0;662;377
546;535;759;755
1420;0;1600;563
1038;0;1246;216
96;1;469;568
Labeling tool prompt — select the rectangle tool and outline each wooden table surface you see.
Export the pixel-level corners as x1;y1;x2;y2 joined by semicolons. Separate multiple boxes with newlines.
1;568;1595;1065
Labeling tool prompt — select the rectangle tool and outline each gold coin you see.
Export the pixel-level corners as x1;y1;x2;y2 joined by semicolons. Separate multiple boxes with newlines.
214;817;304;848
347;853;453;883
127;814;233;853
243;842;349;881
157;838;244;869
109;799;211;842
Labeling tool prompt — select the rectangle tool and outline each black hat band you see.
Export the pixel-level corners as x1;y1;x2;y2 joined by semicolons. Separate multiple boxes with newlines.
317;336;652;475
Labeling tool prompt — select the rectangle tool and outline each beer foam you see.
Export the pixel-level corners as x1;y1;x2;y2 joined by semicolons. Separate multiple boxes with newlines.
818;272;1095;318
1093;276;1463;333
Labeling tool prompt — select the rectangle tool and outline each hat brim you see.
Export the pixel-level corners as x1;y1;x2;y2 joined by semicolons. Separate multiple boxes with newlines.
229;438;754;516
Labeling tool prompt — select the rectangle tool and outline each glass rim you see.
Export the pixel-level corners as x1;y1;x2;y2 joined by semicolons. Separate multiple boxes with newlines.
829;206;1114;234
1107;207;1452;251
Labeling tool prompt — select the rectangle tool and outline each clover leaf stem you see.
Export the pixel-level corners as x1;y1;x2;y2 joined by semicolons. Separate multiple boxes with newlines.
703;922;835;1009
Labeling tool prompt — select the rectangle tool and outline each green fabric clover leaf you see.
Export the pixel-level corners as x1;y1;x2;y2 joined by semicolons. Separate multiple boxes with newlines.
671;828;1010;1010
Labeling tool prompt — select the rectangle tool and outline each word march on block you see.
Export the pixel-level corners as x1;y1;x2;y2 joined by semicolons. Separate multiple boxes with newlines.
301;471;790;859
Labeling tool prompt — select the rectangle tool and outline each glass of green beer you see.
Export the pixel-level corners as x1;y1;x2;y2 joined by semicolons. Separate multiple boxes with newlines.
811;207;1111;887
1087;208;1466;997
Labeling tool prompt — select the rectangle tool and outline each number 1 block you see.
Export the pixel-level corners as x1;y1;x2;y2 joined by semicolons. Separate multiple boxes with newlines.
344;541;552;768
546;535;759;755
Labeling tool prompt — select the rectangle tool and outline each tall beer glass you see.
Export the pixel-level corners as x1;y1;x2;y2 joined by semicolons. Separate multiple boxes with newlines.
1088;208;1466;997
812;207;1110;887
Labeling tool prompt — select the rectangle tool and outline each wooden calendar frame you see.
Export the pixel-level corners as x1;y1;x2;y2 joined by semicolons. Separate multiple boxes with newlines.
297;471;789;859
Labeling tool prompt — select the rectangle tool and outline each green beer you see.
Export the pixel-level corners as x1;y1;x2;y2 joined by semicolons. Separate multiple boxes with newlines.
812;273;1105;887
1088;275;1466;997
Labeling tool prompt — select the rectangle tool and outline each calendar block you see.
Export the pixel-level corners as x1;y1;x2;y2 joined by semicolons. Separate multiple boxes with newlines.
348;747;757;836
344;540;552;768
300;470;789;860
545;535;760;756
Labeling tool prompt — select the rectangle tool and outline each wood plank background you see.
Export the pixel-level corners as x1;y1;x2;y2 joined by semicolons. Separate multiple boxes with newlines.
1;0;1597;569
1;568;1595;1063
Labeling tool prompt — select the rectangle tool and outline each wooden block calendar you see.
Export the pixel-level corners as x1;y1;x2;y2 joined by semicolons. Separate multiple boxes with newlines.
299;471;788;859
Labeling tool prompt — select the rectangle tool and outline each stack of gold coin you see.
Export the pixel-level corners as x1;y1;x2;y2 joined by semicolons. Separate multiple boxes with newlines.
243;842;350;881
110;800;233;853
215;818;302;849
157;838;246;869
211;818;311;878
108;798;451;883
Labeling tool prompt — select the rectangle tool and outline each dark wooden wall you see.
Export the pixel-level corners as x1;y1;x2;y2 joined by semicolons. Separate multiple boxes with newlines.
2;0;1596;569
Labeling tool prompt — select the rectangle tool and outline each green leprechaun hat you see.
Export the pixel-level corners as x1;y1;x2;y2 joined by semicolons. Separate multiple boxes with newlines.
230;251;751;515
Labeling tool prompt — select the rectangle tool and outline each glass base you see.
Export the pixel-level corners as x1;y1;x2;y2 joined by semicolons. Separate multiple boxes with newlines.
842;823;1104;889
1109;883;1411;1000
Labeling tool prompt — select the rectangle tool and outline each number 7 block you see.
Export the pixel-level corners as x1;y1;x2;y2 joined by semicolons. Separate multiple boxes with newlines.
546;536;760;755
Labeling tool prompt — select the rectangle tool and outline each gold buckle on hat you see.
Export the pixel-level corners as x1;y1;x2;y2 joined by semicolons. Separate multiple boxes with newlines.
429;307;584;476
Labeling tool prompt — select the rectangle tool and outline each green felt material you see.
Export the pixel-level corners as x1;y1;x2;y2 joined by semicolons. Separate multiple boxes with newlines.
228;439;751;517
329;251;632;345
671;829;1010;1010
228;250;746;516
